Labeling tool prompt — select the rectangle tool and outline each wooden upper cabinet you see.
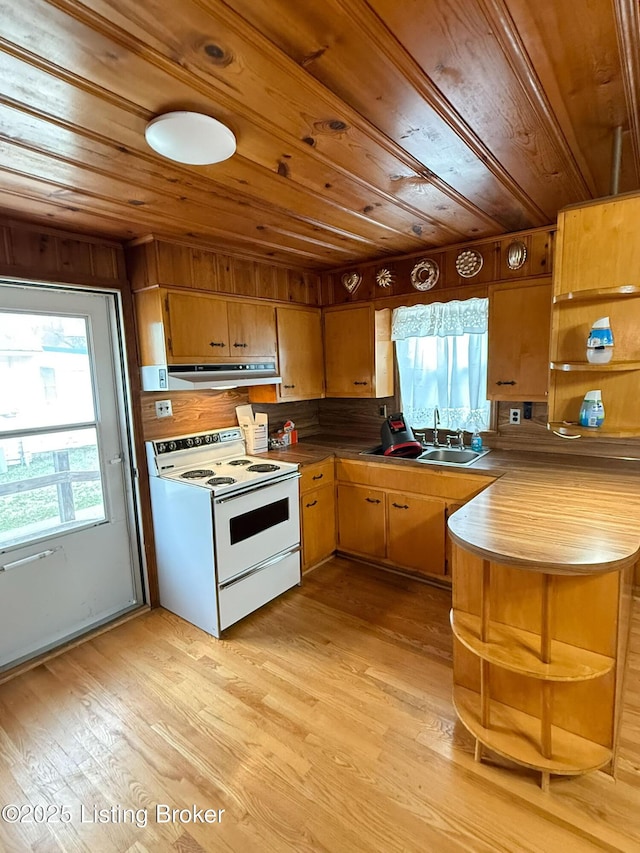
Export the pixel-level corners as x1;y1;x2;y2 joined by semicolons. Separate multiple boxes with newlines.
324;304;393;398
226;301;277;357
165;292;229;360
487;281;552;401
276;306;323;400
135;288;277;366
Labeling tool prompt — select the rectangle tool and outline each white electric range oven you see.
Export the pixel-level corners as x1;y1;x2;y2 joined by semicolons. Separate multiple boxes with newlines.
145;427;300;637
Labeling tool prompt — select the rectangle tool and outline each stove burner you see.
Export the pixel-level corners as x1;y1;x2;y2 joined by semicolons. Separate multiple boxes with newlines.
181;469;215;479
227;458;252;466
247;464;280;473
206;476;237;487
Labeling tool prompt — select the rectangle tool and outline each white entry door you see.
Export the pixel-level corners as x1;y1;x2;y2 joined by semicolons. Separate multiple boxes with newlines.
0;283;143;669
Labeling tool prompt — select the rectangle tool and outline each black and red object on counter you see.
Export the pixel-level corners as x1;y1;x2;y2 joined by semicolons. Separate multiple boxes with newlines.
380;413;423;458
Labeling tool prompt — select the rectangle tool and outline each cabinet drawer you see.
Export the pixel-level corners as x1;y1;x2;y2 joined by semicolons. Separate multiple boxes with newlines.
300;458;335;494
336;459;494;501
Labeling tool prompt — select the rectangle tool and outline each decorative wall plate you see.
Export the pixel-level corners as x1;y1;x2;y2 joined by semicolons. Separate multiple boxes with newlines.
341;271;362;294
376;267;394;288
506;240;527;270
455;249;483;278
410;258;439;291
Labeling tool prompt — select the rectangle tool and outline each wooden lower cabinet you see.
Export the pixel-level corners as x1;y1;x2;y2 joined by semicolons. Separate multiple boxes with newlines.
300;459;336;571
302;484;336;571
335;459;493;581
337;484;386;558
387;492;446;577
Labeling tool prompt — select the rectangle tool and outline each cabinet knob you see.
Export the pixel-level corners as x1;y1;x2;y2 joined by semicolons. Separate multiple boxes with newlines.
233;342;248;348
353;380;368;386
365;497;381;504
209;341;225;348
312;473;323;480
305;500;318;508
392;502;409;509
496;380;517;386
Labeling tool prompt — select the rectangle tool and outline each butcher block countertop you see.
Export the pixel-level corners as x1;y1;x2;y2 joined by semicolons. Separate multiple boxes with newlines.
264;437;640;576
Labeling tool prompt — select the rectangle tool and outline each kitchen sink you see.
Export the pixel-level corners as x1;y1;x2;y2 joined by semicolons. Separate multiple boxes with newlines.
417;447;489;466
359;445;490;466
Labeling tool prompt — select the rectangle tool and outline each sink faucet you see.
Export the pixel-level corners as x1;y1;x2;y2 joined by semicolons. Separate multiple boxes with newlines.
432;406;440;446
455;428;465;449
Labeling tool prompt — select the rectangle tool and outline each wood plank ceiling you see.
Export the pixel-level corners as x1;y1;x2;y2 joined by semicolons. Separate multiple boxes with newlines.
0;0;638;269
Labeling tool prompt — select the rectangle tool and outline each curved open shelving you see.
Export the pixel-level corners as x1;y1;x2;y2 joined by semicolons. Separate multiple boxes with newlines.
550;360;640;372
453;686;612;776
451;610;614;681
549;422;640;439
554;285;640;303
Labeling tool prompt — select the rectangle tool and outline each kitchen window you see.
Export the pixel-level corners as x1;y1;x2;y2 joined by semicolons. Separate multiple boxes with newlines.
392;298;491;432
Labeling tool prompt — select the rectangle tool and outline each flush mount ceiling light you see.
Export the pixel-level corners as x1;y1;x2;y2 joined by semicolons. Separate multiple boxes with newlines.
144;111;236;165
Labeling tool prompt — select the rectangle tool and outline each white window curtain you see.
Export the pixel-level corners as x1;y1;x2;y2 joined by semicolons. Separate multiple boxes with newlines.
392;298;490;432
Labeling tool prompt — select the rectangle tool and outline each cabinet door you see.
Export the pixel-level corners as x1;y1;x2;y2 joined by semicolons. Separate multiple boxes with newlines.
324;307;373;396
387;491;446;577
227;301;277;357
487;283;551;401
165;292;229;360
302;484;336;570
337;484;385;558
277;307;324;400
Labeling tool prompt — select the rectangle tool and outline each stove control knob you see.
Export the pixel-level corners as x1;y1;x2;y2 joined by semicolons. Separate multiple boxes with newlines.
186;438;194;447
193;436;202;446
157;442;166;453
211;433;220;442
204;434;213;444
168;441;177;452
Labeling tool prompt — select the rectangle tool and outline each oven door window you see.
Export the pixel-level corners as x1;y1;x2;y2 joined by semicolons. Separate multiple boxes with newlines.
230;497;289;544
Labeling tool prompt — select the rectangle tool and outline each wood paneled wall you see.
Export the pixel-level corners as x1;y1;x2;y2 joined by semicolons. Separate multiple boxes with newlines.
0;217;126;286
322;226;554;306
127;237;321;304
141;391;321;442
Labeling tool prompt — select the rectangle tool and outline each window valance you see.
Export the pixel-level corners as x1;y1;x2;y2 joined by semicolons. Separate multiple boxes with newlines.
391;298;488;340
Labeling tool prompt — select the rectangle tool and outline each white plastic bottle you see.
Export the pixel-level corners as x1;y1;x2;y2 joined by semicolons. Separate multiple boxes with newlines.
578;389;605;428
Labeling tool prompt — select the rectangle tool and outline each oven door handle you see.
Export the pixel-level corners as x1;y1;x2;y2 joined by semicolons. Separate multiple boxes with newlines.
219;545;301;590
214;471;301;503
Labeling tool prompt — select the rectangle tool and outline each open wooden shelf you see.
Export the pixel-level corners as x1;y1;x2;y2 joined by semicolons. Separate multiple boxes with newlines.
550;360;640;372
548;422;640;439
554;285;640;303
453;685;612;775
451;610;614;681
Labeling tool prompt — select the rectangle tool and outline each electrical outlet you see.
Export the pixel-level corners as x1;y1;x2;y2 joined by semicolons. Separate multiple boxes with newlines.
509;407;521;425
379;405;388;418
155;399;173;418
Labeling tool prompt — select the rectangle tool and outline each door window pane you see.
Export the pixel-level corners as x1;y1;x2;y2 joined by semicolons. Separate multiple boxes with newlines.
0;311;95;430
0;428;105;548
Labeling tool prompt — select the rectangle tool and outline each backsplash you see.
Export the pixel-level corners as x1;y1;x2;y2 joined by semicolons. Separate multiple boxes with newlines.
318;396;397;444
493;401;640;459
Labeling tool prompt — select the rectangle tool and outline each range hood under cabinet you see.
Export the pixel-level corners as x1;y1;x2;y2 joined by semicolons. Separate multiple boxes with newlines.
141;362;282;391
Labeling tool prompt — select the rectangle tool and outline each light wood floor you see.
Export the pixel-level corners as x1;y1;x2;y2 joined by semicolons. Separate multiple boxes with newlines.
1;557;639;852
